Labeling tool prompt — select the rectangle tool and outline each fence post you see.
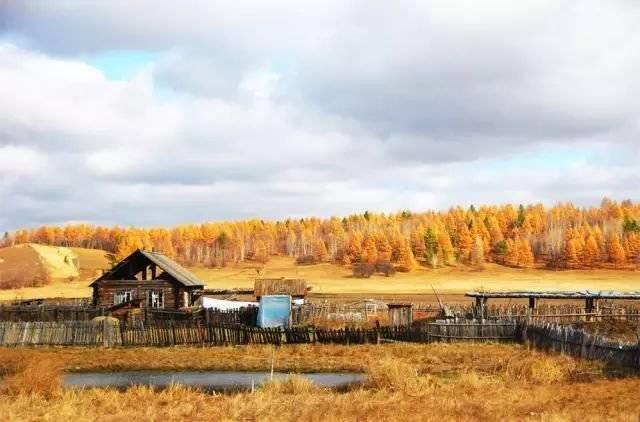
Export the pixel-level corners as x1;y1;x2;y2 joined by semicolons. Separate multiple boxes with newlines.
102;319;108;348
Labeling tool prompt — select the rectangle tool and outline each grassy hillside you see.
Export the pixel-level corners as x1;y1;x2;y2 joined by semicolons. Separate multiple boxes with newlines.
0;244;112;294
0;244;49;289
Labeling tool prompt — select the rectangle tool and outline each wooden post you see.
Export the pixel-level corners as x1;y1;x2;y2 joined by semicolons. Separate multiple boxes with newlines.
527;297;537;322
475;297;485;321
585;298;593;322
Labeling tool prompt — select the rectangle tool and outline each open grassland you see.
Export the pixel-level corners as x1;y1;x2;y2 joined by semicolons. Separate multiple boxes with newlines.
191;256;640;294
1;343;640;421
0;253;639;302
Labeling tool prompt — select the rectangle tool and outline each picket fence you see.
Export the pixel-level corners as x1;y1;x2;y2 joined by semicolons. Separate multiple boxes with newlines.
0;320;520;347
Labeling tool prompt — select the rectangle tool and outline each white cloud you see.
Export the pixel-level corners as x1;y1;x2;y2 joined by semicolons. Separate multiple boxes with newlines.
0;2;639;229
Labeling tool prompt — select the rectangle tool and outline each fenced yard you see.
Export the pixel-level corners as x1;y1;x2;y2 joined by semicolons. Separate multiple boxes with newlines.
1;299;640;370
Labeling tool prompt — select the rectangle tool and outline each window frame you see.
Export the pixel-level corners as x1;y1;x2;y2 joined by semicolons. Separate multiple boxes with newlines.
114;289;134;305
146;289;165;309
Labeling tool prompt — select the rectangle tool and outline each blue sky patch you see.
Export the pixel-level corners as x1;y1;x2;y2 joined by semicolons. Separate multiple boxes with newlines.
84;50;159;80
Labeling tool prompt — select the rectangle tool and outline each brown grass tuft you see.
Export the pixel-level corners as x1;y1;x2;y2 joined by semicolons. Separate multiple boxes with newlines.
457;369;486;389
3;357;63;398
367;358;438;394
497;352;577;384
260;374;321;395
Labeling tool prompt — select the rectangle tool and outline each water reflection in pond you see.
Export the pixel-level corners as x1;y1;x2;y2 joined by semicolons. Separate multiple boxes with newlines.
64;371;365;392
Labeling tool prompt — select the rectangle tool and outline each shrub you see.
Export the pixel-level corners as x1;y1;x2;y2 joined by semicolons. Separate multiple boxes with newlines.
375;260;396;277
296;255;319;265
352;263;375;278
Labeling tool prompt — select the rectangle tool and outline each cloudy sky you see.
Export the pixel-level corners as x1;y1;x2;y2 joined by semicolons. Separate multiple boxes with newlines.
0;1;638;230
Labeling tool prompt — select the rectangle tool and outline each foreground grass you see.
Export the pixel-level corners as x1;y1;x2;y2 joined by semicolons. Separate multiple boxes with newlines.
0;343;602;376
2;343;638;421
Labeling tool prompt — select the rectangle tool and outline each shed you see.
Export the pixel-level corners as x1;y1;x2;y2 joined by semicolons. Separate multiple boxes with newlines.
254;278;308;301
388;303;413;327
90;249;204;310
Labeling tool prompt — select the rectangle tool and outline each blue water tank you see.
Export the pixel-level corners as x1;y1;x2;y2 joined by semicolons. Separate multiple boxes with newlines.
256;295;291;328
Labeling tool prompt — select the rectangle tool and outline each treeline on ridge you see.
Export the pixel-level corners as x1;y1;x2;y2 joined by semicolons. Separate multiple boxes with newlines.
2;198;640;272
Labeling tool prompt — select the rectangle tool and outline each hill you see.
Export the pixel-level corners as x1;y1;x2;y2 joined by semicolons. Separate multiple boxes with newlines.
0;244;113;290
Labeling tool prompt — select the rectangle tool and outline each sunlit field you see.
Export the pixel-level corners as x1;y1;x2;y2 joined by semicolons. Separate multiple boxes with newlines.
1;254;639;302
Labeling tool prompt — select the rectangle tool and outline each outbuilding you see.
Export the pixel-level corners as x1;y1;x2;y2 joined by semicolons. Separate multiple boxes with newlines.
254;278;308;304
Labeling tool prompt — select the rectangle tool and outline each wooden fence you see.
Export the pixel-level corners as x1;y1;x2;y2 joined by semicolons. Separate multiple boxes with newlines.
2;319;638;370
0;305;105;322
521;322;640;369
0;320;520;347
452;303;640;323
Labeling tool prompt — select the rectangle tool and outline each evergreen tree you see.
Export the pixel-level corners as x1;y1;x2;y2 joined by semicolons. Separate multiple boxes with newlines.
424;228;439;268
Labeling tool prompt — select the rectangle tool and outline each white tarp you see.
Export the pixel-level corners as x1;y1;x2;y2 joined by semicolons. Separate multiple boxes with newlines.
201;297;258;310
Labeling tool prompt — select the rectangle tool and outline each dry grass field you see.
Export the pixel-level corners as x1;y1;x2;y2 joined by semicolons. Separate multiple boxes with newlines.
191;256;640;294
0;252;639;303
0;343;639;421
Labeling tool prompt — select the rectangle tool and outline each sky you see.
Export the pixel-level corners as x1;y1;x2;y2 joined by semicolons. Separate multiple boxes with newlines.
0;1;638;231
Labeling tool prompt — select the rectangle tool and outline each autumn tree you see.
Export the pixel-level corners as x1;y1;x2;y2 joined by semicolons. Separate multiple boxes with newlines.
470;236;485;268
456;221;473;263
607;234;626;268
582;235;600;268
311;239;329;262
361;235;378;264
518;238;535;268
253;240;269;263
396;240;417;272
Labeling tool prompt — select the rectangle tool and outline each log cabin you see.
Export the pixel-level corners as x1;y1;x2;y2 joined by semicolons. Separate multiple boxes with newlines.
90;249;204;310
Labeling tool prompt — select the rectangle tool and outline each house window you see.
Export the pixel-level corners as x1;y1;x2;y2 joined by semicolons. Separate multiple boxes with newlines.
114;290;133;305
183;291;190;307
146;289;164;308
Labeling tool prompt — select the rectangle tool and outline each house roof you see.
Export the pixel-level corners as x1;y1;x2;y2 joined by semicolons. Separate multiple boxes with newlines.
90;249;204;288
139;250;204;287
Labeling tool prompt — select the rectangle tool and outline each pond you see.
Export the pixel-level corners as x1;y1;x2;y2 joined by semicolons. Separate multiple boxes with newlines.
64;371;365;392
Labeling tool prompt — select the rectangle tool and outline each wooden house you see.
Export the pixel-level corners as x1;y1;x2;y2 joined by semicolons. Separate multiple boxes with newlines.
254;278;308;301
90;249;204;310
